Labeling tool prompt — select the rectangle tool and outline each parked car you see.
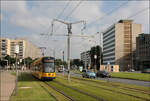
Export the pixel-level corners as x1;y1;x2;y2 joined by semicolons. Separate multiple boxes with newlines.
142;68;150;73
82;69;87;72
128;69;135;72
96;71;111;78
82;71;96;78
58;68;63;72
64;68;69;72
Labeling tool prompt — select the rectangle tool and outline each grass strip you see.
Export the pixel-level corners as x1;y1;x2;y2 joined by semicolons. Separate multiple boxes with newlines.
41;82;70;101
56;75;147;101
57;76;150;100
110;72;150;81
10;72;56;101
68;75;149;92
48;81;98;101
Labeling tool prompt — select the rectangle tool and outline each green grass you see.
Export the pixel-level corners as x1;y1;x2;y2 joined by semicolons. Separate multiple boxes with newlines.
71;70;82;74
11;72;16;76
42;82;70;101
10;72;150;101
10;72;56;101
56;75;150;101
110;72;150;81
48;81;97;101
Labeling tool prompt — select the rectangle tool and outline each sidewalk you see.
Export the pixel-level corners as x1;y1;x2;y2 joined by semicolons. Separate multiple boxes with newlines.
0;71;16;101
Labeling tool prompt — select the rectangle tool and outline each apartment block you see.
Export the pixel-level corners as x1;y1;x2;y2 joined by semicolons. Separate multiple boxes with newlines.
0;38;41;59
81;50;91;69
103;20;141;71
136;33;150;70
0;38;10;58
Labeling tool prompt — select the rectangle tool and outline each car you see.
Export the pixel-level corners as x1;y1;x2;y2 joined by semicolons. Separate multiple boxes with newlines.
82;71;96;78
128;69;135;72
96;71;111;78
82;69;87;72
58;68;63;72
142;68;150;73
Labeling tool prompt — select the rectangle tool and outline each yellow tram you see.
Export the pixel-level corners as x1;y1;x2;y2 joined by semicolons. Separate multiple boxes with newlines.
30;57;56;80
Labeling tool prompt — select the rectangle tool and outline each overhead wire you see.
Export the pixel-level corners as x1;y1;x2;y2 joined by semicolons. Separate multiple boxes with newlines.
42;1;72;56
86;1;129;27
80;0;149;53
78;1;129;52
44;0;72;45
53;0;83;35
42;1;71;47
57;1;71;19
94;5;150;53
127;6;150;19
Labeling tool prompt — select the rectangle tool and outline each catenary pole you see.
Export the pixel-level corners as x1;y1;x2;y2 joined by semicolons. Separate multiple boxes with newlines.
51;19;86;82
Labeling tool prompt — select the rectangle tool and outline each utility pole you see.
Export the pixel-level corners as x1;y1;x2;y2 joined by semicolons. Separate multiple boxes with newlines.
51;19;86;82
62;51;65;76
15;45;19;95
98;32;103;67
62;51;64;63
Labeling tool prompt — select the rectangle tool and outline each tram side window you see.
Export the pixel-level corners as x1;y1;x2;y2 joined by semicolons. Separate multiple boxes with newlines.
37;64;40;71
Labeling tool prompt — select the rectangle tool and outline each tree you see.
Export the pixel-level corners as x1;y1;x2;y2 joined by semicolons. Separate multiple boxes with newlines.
4;55;16;65
90;45;102;70
55;59;63;66
72;59;83;67
24;57;33;67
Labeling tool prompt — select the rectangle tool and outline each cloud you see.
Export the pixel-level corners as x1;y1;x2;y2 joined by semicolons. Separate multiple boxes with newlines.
96;1;149;33
1;1;149;59
71;1;104;23
1;1;57;31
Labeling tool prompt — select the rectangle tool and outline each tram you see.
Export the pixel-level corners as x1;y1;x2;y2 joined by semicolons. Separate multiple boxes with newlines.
30;57;56;80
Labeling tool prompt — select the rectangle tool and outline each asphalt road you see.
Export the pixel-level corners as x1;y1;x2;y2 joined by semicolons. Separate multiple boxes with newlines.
57;71;150;87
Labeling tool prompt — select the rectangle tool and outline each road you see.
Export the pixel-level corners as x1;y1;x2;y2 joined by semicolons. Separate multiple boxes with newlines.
57;71;150;87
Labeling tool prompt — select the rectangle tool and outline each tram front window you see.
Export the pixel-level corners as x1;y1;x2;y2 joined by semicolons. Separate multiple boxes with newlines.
43;62;54;73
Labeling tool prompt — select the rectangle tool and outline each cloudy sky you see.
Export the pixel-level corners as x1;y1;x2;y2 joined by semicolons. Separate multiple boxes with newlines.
0;0;149;60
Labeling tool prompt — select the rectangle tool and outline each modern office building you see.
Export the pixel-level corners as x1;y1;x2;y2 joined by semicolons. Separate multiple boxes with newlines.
81;50;91;69
0;38;41;59
136;33;150;70
103;20;141;70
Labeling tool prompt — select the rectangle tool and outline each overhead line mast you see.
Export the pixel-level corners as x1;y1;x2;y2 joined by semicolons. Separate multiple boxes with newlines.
51;19;86;82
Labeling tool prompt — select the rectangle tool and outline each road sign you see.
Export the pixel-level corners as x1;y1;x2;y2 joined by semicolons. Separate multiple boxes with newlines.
94;54;97;59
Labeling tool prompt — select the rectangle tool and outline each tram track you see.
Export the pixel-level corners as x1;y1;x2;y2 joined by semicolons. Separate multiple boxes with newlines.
56;75;150;101
43;81;76;101
39;83;59;101
34;75;75;101
53;80;106;101
71;76;150;95
62;77;149;101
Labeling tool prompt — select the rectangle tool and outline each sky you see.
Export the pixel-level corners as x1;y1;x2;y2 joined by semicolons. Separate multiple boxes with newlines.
0;0;149;60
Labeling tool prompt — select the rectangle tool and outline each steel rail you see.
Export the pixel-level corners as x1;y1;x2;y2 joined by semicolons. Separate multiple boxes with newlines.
44;81;76;101
39;83;59;101
67;77;150;101
71;76;150;95
53;81;106;101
